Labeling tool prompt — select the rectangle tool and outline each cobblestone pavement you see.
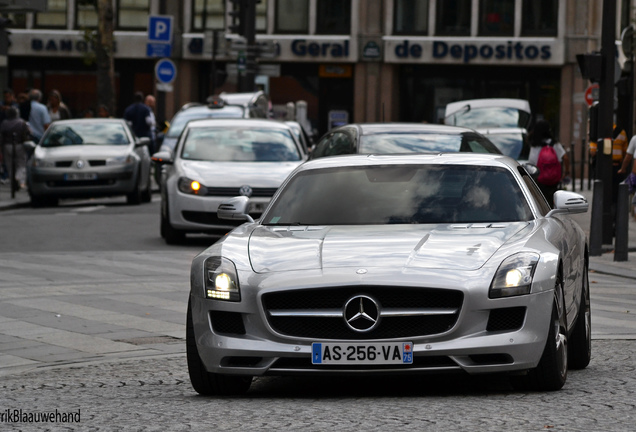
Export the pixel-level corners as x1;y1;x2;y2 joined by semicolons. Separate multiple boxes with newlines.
1;339;635;431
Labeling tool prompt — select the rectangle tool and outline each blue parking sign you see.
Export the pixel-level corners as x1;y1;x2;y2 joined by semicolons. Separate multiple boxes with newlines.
148;16;173;43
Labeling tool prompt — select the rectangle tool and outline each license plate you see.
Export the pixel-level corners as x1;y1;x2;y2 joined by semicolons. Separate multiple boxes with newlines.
311;342;414;365
64;172;97;181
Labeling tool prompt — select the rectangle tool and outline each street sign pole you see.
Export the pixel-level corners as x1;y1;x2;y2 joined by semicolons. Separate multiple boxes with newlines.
597;0;617;245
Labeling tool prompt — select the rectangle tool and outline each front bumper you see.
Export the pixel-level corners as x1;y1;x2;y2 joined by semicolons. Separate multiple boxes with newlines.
28;165;138;198
190;278;554;377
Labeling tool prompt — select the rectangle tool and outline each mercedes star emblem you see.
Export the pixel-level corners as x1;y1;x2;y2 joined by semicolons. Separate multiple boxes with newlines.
343;295;380;332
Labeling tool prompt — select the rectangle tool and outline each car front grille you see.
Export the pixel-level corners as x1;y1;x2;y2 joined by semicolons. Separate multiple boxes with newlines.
262;287;463;340
203;187;278;197
182;211;260;226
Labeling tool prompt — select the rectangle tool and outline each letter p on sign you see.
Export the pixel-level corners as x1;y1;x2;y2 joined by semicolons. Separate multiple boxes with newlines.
148;16;173;43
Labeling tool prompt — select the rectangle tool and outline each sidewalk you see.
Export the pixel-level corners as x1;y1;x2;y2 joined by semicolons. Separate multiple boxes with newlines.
2;179;635;278
0;182;30;210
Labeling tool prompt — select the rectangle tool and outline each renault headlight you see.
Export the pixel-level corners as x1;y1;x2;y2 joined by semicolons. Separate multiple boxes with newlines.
489;253;539;298
106;154;135;166
33;159;54;168
178;177;207;195
204;257;240;301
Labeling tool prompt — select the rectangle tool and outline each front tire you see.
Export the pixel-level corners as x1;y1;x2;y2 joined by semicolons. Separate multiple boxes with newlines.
568;262;591;369
160;195;185;244
186;300;252;396
126;175;142;205
511;274;568;391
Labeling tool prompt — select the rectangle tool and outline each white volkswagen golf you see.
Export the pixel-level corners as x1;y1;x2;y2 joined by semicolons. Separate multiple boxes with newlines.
152;118;307;244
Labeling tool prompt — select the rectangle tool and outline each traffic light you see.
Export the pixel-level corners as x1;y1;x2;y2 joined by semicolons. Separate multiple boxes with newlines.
229;0;246;36
576;52;603;83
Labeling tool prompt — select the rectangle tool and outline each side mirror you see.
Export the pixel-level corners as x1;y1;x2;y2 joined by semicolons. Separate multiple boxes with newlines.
151;151;174;165
217;196;255;223
136;137;151;148
547;191;589;217
23;140;36;156
522;163;539;180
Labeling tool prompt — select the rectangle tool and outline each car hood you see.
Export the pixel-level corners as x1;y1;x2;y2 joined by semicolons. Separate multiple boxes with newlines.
35;145;132;159
247;223;530;273
180;160;302;187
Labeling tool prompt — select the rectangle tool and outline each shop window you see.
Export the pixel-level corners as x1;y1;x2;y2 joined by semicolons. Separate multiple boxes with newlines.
316;0;351;35
256;0;267;33
436;0;471;36
77;2;98;28
521;0;557;36
275;0;308;34
394;0;428;35
4;13;27;29
479;0;514;36
35;0;67;28
117;0;149;30
192;0;224;31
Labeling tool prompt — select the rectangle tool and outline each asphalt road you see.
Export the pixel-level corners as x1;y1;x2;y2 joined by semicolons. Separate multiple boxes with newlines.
1;196;636;430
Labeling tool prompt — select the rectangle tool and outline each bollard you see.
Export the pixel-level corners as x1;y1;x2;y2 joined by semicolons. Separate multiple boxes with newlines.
590;180;604;256
614;183;629;261
10;132;16;199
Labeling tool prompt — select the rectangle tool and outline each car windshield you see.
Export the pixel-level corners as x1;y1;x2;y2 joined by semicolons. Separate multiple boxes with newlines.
360;132;501;154
40;123;130;147
180;127;301;162
166;106;246;137
446;107;531;129
485;133;530;160
263;164;532;225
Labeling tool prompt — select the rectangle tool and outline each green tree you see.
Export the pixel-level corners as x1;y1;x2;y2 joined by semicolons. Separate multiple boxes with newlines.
79;0;115;115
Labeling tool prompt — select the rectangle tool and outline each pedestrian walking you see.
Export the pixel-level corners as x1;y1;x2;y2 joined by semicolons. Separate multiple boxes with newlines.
144;94;157;154
0;88;19;124
28;89;51;144
123;91;153;145
0;107;31;191
527;119;570;206
47;89;72;121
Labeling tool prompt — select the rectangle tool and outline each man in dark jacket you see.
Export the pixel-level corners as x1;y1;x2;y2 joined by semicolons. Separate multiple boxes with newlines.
123;91;153;151
0;107;31;190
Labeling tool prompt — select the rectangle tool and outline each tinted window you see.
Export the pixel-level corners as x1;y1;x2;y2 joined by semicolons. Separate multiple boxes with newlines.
41;123;131;147
436;0;471;36
479;0;514;36
394;0;429;35
181;127;301;162
359;132;501;154
312;132;353;158
263;165;532;225
521;0;558;36
316;0;351;35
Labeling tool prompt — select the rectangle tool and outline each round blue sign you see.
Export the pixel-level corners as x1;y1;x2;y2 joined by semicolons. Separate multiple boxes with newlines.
155;58;176;84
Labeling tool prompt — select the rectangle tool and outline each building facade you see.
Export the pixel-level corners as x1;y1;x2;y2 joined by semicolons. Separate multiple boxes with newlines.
2;0;630;167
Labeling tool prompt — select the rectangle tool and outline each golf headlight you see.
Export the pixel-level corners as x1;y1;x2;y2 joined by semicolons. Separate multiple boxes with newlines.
204;257;240;301
489;253;539;298
178;177;206;195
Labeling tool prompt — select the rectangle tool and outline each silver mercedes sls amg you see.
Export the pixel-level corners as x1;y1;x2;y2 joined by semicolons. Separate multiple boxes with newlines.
187;153;591;395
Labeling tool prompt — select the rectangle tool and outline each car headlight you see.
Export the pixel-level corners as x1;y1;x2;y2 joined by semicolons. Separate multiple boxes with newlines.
32;159;54;168
489;253;539;298
204;257;240;301
106;154;135;166
178;177;207;195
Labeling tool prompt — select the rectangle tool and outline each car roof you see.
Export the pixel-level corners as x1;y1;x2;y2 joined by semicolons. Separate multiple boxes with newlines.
336;123;485;135
445;98;531;117
184;118;293;130
298;152;517;172
47;118;127;125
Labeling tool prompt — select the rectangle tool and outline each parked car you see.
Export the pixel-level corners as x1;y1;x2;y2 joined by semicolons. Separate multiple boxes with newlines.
444;98;532;161
218;90;270;118
26;118;152;206
152;118;308;244
310;123;501;159
186;153;591;395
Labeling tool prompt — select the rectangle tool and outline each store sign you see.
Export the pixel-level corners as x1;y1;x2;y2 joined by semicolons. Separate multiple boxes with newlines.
30;38;118;54
384;37;563;65
291;39;349;58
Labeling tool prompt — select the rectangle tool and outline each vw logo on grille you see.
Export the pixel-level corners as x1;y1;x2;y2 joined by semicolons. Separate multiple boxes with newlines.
343;295;381;332
239;185;253;197
76;160;85;169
